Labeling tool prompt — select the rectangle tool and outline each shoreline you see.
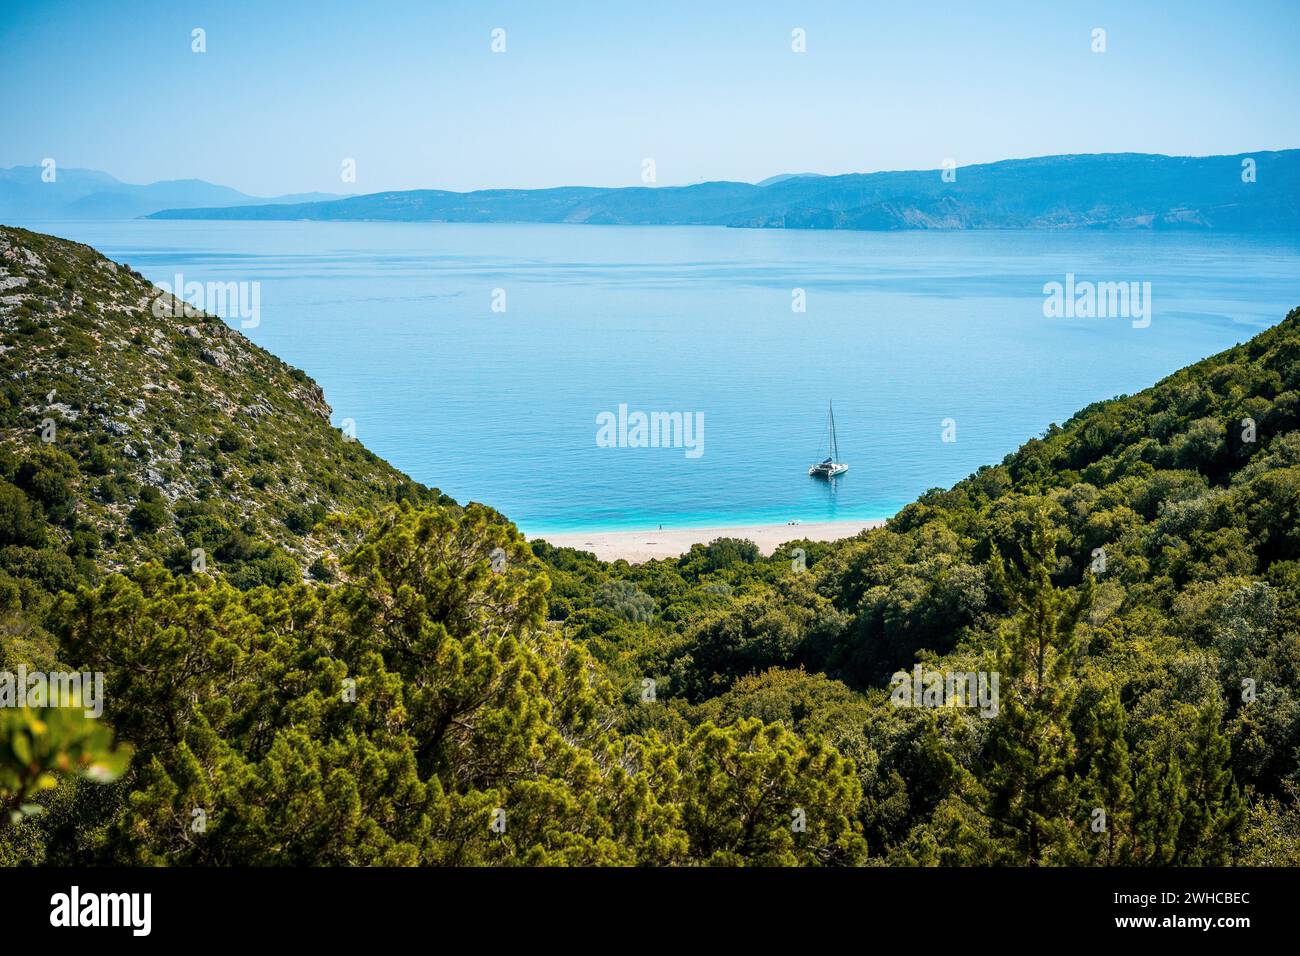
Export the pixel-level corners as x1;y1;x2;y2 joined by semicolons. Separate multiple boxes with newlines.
530;518;888;563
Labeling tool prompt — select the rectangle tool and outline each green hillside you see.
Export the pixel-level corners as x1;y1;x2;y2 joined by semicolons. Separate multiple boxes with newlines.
537;303;1300;863
2;227;1298;866
0;225;443;589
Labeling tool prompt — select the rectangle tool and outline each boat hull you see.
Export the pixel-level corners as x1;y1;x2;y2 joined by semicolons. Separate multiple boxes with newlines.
808;463;848;478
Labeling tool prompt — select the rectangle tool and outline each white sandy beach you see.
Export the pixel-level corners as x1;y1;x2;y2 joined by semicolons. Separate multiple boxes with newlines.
532;519;888;563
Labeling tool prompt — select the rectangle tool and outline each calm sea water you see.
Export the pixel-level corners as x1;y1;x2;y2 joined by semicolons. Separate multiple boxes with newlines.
23;220;1300;534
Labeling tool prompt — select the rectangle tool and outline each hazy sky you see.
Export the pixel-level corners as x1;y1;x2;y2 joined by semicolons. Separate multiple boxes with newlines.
3;0;1297;196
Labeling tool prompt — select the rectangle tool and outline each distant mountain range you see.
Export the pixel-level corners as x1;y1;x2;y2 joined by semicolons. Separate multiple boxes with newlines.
142;151;1300;231
0;166;347;220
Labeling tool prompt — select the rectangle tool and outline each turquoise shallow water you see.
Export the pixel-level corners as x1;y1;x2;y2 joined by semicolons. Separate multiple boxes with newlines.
21;220;1300;534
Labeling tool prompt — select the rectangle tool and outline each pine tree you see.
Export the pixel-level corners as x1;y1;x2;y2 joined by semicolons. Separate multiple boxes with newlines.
1080;690;1134;865
981;510;1095;865
1176;702;1245;864
1132;750;1184;865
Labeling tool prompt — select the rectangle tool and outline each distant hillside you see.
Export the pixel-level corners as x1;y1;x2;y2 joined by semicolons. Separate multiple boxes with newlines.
0;225;444;585
147;151;1300;231
755;172;828;187
0;166;346;221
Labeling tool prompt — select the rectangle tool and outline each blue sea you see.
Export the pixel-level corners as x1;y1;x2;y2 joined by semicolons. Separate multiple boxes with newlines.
24;221;1300;534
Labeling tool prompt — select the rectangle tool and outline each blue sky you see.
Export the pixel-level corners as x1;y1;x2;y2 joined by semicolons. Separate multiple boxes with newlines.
2;0;1297;195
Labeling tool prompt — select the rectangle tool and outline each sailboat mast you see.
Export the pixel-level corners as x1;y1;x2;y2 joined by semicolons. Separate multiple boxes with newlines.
808;399;847;478
829;400;839;462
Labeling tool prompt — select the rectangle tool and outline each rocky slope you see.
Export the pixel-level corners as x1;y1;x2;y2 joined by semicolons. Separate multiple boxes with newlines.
0;225;445;583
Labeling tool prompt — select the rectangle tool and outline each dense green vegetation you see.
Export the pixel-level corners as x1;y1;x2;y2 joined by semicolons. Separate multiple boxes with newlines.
1;226;1298;865
533;303;1300;864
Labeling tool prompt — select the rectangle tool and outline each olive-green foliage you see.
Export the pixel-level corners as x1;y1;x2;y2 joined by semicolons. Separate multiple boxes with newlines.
0;706;129;829
3;227;1299;866
1;503;865;865
541;306;1300;865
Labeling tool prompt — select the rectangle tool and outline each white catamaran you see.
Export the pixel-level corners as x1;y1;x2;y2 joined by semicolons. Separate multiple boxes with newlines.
808;400;848;478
